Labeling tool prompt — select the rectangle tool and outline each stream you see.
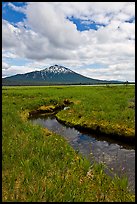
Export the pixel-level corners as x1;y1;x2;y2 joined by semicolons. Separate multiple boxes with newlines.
29;114;135;193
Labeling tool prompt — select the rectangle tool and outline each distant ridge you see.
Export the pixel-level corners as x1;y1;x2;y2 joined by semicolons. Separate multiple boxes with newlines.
2;64;123;86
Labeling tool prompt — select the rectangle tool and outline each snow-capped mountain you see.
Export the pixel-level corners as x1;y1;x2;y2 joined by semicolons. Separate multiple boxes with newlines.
2;65;122;85
42;65;73;74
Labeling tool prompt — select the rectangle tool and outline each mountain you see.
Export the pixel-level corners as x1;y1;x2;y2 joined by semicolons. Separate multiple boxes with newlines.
2;64;123;86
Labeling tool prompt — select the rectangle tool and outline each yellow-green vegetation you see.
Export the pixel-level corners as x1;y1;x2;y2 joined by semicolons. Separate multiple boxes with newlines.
56;86;135;140
2;85;135;202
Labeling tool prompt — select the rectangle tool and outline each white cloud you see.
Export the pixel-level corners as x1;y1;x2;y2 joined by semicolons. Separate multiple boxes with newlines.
25;2;82;49
2;65;30;78
2;50;17;59
8;2;26;13
2;20;20;49
2;2;135;81
2;61;10;70
79;62;135;82
2;62;44;78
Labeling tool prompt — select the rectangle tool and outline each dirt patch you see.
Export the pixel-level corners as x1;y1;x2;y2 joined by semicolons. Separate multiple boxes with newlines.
29;99;73;117
128;102;135;109
128;98;135;109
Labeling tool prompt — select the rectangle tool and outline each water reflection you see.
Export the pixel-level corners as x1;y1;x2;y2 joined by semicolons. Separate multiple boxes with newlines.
30;116;135;193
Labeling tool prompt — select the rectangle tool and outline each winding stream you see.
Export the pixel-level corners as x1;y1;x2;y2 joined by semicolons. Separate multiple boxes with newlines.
29;114;135;193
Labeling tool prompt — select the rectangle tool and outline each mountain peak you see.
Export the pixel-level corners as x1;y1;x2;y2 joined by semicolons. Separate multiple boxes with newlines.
42;64;73;74
3;64;123;86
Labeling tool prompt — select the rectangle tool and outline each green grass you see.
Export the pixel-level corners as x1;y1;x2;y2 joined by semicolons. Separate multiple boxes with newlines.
2;85;135;202
56;85;135;139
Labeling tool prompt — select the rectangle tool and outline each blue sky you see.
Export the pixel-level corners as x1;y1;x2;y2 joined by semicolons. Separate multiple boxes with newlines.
2;2;106;31
2;2;26;23
67;16;106;31
2;2;135;81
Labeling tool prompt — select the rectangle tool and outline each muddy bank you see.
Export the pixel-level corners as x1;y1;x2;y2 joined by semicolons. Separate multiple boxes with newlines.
28;100;135;145
56;116;135;145
29;99;73;117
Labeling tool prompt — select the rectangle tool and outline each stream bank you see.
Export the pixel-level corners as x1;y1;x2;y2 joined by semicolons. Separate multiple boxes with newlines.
28;103;135;193
29;100;135;145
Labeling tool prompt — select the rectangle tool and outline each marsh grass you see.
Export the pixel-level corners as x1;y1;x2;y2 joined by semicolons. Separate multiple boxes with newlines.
2;85;135;202
56;85;135;138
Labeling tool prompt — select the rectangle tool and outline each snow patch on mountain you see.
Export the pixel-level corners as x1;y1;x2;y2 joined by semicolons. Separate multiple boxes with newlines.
33;73;36;79
42;65;73;74
41;72;45;80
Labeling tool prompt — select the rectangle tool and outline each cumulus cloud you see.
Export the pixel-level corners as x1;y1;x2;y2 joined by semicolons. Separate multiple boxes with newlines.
25;3;82;49
2;20;20;49
2;2;135;81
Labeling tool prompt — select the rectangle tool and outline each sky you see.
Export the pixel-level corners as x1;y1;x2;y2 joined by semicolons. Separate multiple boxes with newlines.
2;2;135;82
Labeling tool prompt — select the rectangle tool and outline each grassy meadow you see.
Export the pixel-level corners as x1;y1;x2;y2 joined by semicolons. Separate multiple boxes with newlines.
2;85;135;202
